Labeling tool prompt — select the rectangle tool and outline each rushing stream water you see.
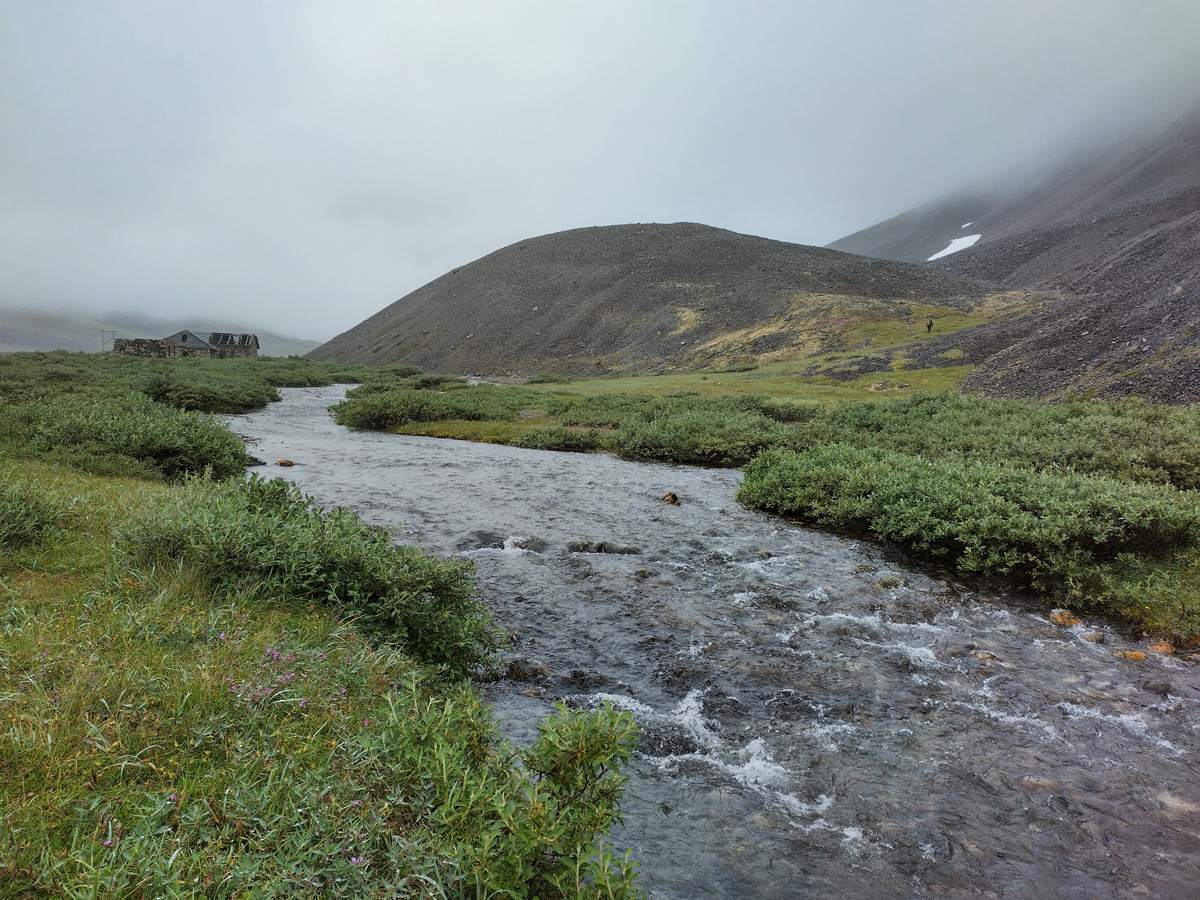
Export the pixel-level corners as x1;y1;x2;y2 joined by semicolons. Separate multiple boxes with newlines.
231;386;1200;899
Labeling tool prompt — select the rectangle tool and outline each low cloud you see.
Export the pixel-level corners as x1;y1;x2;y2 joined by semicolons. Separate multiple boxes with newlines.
2;0;1198;340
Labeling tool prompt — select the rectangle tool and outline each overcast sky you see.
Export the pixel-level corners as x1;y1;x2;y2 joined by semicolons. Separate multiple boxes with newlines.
3;1;1199;340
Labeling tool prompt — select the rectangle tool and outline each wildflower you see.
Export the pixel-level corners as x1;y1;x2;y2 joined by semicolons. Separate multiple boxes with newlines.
219;633;226;640
103;840;112;847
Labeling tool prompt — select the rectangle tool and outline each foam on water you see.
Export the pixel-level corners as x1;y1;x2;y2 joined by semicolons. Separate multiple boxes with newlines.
1057;701;1181;754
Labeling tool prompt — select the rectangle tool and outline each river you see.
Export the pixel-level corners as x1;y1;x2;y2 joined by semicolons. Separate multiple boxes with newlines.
230;385;1200;899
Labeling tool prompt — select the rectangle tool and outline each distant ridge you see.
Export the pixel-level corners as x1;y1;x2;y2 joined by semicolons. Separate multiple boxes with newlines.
308;223;1006;376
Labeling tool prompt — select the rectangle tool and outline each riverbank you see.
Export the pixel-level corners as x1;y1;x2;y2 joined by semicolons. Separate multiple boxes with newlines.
0;458;639;896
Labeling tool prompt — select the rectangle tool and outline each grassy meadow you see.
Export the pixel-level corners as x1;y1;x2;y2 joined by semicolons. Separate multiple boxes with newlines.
3;347;1199;895
0;353;642;898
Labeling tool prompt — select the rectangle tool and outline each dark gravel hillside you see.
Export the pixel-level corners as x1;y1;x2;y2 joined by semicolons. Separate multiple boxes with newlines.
827;105;1200;404
934;187;1200;403
309;223;997;376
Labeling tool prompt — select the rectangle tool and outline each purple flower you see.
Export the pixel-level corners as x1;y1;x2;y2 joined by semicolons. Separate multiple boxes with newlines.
103;840;112;847
219;632;226;640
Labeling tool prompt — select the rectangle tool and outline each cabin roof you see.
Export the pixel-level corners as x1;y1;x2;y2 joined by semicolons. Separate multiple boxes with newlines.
163;330;259;349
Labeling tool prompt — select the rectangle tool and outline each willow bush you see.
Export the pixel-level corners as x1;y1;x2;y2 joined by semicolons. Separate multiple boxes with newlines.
121;475;495;675
739;444;1200;605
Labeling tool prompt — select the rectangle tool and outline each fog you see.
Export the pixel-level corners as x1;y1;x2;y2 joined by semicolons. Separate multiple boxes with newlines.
2;0;1198;340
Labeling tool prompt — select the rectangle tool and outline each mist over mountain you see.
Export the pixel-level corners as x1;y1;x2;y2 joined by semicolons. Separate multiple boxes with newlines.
828;104;1200;265
0;306;321;358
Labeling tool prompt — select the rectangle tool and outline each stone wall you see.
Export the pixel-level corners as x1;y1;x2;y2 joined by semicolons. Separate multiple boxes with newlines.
111;339;257;360
112;338;210;359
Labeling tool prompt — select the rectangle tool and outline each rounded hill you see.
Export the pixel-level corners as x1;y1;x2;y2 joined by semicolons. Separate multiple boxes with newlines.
309;223;1002;376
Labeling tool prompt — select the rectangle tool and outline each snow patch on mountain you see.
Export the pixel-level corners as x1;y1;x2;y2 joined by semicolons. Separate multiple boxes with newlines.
928;234;981;261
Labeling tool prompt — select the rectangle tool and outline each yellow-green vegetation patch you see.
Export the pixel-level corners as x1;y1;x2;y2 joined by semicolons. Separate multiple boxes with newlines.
677;289;1044;373
670;306;704;335
848;366;975;396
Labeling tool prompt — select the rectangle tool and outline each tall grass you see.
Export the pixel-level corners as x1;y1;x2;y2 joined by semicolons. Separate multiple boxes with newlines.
3;394;250;481
792;392;1200;490
0;461;643;898
0;473;65;549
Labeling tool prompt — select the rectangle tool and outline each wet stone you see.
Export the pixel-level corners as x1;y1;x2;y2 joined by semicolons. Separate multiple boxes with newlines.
1141;680;1174;697
504;657;550;680
568;540;641;554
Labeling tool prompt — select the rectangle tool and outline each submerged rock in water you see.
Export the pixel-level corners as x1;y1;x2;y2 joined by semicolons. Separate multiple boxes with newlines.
505;656;550;680
1049;609;1081;626
568;540;641;554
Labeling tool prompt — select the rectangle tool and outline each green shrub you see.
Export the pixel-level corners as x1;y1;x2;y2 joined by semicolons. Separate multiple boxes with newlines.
140;370;279;413
738;445;1200;592
515;426;602;452
797;392;1200;489
526;371;573;384
350;691;641;898
617;406;793;466
8;394;249;481
121;476;495;675
333;385;531;430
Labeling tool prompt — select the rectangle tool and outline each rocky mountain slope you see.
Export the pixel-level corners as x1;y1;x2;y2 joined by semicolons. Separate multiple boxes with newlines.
308;223;1023;377
828;105;1200;403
